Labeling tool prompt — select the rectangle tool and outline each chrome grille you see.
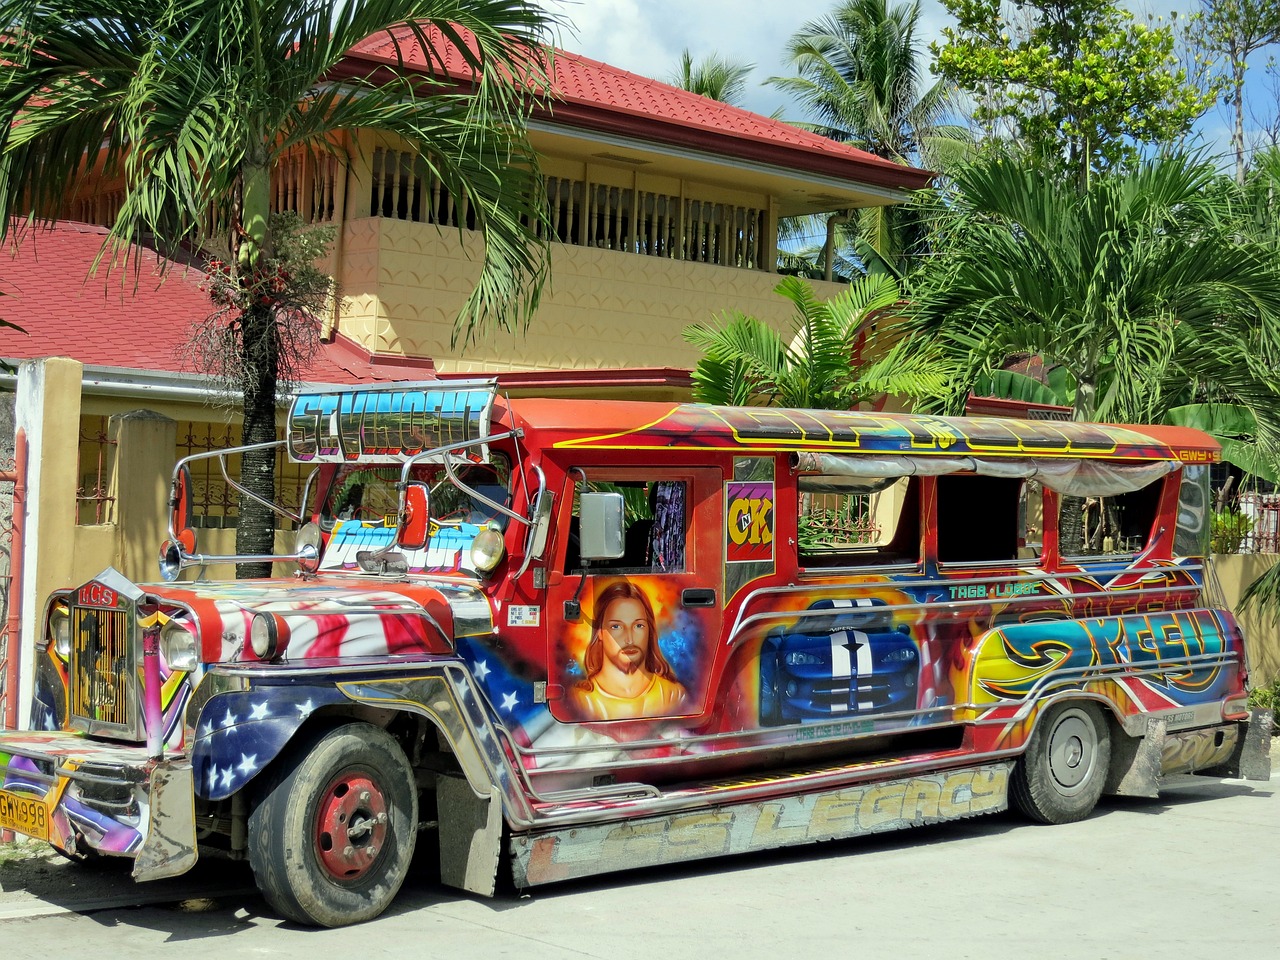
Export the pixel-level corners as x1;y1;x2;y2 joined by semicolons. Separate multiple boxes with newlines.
70;605;137;733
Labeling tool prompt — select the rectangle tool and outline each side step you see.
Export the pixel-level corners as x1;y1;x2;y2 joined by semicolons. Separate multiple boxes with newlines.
510;760;1013;888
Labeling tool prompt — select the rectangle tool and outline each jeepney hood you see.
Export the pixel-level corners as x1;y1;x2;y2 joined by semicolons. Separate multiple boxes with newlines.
135;574;494;663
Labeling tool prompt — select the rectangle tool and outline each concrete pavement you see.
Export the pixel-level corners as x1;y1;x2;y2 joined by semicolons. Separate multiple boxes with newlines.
0;751;1276;959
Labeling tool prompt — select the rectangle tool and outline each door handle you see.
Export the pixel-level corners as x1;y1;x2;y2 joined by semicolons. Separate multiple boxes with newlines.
682;588;716;607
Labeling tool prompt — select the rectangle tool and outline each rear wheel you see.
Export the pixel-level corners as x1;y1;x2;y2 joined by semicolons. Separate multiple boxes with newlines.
1011;701;1111;825
248;722;418;927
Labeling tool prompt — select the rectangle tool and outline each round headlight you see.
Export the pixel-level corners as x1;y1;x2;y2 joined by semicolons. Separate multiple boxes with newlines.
160;621;199;672
294;522;322;574
470;527;506;574
250;612;289;660
49;606;71;658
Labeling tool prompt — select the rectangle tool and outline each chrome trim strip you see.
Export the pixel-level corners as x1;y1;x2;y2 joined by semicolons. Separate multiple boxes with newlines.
728;573;1208;647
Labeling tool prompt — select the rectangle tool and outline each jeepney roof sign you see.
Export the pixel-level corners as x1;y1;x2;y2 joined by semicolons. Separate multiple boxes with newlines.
287;380;497;463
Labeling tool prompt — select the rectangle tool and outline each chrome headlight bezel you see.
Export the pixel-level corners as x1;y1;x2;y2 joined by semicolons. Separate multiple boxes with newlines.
49;605;71;658
249;612;288;660
294;522;322;573
160;620;199;672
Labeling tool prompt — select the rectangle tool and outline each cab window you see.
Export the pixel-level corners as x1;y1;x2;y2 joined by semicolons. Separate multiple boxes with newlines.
564;477;687;574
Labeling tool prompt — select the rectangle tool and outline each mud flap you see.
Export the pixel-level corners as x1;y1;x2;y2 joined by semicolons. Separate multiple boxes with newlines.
132;761;198;881
1203;708;1274;782
1105;716;1165;798
437;774;503;897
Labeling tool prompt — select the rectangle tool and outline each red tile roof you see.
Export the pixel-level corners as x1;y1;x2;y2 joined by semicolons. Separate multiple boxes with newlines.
0;222;383;384
342;27;932;192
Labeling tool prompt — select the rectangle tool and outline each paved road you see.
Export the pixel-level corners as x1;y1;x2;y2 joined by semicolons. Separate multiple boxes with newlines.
0;765;1275;959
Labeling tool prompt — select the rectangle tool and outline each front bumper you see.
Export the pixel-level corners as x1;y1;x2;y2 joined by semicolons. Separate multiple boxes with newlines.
0;731;196;880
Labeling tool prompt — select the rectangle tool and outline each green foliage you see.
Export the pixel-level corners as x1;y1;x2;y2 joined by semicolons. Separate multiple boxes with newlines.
906;151;1280;430
1189;0;1280;183
972;369;1072;408
767;0;971;272
684;273;952;410
1247;675;1280;712
189;212;337;392
1210;509;1255;554
1166;404;1277;482
670;49;754;105
933;0;1214;179
769;0;967;166
0;0;558;346
0;0;558;572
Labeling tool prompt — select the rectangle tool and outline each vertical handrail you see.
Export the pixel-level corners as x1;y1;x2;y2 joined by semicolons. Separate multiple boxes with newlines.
2;427;25;733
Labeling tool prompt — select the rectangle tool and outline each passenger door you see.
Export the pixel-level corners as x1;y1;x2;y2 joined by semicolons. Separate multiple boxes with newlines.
547;467;721;725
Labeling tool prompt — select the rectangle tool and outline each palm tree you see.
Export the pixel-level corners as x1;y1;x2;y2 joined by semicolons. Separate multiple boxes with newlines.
0;0;556;574
908;151;1280;428
682;273;950;410
767;0;967;272
670;49;753;106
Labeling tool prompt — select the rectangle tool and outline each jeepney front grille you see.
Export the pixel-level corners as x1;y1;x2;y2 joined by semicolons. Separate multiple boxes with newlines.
69;605;137;733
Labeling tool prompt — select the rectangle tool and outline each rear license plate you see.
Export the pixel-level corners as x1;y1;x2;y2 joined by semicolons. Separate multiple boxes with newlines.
0;788;50;842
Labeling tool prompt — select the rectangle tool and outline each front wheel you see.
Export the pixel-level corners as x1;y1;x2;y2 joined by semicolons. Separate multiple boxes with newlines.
1011;701;1111;825
249;722;418;927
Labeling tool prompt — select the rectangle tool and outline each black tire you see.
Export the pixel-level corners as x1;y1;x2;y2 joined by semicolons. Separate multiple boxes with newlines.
248;722;418;927
1011;701;1111;825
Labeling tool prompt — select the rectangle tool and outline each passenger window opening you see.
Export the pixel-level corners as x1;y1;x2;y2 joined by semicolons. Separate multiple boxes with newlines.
1058;476;1163;559
798;476;920;568
936;474;1024;564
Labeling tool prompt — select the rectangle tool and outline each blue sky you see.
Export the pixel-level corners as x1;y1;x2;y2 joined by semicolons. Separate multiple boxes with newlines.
539;0;1278;168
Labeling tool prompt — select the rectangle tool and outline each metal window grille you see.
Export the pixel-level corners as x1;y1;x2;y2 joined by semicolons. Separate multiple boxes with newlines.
1237;492;1280;554
76;416;117;525
175;421;311;530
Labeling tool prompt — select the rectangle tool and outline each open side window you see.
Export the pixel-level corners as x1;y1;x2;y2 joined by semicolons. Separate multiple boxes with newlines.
1057;475;1164;561
936;474;1028;565
797;475;921;568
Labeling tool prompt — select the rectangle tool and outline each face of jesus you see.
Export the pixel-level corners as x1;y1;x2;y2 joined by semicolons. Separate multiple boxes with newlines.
598;596;651;675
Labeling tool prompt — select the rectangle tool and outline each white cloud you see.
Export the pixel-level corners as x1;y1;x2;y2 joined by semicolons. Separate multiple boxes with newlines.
539;0;1271;160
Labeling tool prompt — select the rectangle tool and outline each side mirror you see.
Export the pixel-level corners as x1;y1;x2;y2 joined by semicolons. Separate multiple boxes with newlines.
398;482;431;550
579;492;625;560
168;465;197;555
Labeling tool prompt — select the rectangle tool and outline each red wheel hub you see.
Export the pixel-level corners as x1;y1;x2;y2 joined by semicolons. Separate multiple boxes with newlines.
314;773;390;881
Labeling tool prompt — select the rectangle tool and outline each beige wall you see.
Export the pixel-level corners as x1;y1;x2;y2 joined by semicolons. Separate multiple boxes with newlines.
335;217;844;373
1211;553;1280;686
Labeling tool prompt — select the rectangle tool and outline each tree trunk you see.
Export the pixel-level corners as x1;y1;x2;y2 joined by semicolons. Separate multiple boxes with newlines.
234;157;277;578
235;301;279;578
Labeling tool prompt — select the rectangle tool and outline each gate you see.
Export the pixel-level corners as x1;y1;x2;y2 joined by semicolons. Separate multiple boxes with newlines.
0;427;27;733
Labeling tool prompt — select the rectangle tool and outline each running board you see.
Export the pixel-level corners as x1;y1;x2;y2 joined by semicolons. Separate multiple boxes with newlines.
509;760;1012;888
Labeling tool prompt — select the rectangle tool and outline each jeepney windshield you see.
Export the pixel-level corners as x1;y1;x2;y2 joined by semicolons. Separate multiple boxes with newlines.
317;458;511;575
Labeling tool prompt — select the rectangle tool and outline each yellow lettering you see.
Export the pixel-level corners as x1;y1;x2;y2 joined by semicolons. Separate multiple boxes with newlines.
968;767;1008;814
728;499;751;545
809;788;865;839
902;779;941;822
939;771;976;818
600;821;666;863
752;497;774;545
665;811;733;858
751;802;810;848
858;781;907;831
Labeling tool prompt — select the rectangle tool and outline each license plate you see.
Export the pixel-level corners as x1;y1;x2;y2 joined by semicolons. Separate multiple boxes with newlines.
0;788;51;842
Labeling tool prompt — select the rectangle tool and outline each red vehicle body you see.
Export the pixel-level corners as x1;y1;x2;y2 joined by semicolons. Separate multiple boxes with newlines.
0;381;1271;926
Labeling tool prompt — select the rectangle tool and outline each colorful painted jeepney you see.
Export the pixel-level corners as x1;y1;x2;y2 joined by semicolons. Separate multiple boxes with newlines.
0;381;1271;926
